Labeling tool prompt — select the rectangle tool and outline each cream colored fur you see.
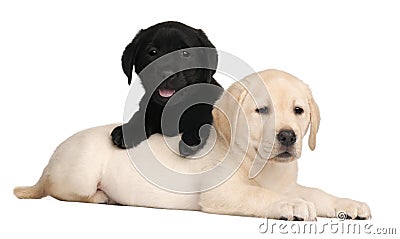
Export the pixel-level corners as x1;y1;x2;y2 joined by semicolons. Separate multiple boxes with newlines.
14;69;371;221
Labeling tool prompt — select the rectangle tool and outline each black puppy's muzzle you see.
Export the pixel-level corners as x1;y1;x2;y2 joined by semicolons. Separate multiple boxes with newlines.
160;72;187;89
161;70;175;81
150;71;189;105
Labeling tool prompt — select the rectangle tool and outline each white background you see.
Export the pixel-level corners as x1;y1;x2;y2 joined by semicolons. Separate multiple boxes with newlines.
1;0;399;238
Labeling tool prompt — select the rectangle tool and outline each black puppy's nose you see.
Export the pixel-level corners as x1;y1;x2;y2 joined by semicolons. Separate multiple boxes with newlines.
277;130;296;146
161;70;175;79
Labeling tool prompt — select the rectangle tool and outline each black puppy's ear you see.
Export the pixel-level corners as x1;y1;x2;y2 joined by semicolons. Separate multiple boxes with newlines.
122;29;143;85
196;29;215;48
196;29;218;78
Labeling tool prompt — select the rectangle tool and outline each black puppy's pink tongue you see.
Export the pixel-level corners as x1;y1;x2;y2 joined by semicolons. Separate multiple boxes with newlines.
158;88;176;98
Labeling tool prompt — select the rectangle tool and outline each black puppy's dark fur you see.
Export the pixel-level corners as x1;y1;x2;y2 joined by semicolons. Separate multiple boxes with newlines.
111;21;222;156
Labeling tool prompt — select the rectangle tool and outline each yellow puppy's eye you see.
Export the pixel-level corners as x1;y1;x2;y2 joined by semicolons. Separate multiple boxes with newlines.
294;107;304;115
256;106;268;114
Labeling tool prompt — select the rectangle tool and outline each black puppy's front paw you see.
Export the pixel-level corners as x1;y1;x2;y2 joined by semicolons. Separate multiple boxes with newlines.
179;140;201;157
179;125;211;157
111;126;126;149
111;125;133;149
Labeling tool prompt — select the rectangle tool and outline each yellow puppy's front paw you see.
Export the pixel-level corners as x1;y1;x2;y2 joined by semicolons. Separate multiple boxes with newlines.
331;198;371;220
266;198;317;221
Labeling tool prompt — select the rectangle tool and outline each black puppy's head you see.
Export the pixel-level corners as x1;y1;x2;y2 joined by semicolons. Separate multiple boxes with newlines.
122;21;217;105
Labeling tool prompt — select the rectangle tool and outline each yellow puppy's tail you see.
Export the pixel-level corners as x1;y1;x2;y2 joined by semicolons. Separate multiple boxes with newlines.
14;169;48;199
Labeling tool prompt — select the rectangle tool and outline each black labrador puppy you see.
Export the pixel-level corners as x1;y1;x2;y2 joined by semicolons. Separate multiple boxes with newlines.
111;21;222;156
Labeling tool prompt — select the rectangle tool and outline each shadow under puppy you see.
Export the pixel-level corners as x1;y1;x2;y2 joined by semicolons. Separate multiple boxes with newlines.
14;69;370;220
111;21;222;156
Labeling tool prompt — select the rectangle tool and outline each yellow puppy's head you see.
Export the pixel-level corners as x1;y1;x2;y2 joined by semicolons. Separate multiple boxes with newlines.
212;69;320;166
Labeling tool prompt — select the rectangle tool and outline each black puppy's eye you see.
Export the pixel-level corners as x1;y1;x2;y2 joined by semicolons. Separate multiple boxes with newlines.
181;50;190;57
149;49;158;56
294;107;304;115
256;106;268;114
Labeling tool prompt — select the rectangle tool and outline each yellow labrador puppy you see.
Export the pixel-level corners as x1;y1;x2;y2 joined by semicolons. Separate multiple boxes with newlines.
14;69;371;221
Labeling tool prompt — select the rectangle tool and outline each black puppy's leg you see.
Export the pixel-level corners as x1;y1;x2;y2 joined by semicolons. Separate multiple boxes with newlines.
111;112;148;149
179;124;212;157
111;125;125;148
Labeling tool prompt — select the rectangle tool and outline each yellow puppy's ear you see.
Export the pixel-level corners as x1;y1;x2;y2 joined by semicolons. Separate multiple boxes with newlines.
212;107;230;144
307;86;320;150
212;83;247;145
